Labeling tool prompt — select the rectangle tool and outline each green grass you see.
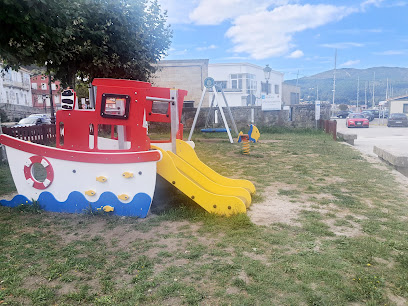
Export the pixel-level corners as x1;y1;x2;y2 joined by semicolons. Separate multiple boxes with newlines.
0;162;16;195
1;130;408;304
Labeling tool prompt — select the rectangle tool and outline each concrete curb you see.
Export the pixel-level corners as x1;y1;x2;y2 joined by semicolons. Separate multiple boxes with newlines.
337;132;357;145
374;146;408;176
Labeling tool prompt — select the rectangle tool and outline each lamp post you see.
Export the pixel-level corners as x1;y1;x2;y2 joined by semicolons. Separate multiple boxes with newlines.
263;64;272;95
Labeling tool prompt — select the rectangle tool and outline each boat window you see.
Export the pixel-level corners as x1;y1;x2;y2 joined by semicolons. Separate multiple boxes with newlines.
89;124;95;149
97;124;130;150
32;163;47;182
151;100;169;115
59;122;64;146
100;94;130;119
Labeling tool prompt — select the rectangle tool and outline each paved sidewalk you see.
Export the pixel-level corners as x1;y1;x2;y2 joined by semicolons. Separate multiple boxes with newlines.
335;118;408;156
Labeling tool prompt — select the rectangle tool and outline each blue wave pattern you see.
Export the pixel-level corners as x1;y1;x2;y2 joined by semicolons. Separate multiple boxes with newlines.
0;191;152;218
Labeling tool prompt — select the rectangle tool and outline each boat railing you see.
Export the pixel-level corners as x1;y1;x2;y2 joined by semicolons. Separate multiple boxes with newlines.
146;90;179;153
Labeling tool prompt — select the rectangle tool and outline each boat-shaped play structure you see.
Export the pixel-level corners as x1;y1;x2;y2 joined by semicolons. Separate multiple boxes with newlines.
0;78;255;217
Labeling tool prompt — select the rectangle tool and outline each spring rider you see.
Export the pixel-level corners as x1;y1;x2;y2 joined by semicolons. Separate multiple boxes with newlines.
237;124;260;155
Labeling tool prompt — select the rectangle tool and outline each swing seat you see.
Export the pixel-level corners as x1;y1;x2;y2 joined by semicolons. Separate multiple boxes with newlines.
201;128;230;133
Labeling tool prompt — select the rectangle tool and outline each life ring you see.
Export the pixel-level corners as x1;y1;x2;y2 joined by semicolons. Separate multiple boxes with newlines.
24;156;54;190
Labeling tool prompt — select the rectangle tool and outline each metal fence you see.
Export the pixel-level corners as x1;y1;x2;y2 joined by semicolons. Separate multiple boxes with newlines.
2;124;56;145
318;119;337;141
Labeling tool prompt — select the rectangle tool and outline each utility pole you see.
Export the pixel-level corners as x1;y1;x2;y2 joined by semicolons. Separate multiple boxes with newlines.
372;72;375;108
332;49;337;115
365;81;367;107
316;84;319;101
357;76;359;111
295;69;299;88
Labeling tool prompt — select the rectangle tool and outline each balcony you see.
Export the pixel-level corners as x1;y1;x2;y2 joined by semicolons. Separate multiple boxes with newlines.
3;79;31;90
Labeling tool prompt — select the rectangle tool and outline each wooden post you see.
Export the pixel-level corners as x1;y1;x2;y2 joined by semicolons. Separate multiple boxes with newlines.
0;115;6;162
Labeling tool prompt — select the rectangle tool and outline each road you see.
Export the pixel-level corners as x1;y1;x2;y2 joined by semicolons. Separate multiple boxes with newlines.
335;118;408;156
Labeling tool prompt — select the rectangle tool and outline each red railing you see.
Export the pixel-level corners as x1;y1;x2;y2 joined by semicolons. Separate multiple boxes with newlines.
2;124;56;145
318;119;337;140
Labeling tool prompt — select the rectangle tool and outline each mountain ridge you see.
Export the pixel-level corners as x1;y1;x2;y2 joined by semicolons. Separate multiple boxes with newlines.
285;67;408;104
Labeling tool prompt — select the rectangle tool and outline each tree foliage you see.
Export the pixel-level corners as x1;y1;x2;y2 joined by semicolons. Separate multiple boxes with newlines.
338;104;349;111
0;0;171;87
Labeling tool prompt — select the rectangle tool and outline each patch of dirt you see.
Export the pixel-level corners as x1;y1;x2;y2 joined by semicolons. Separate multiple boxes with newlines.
324;218;365;238
259;139;281;144
242;251;270;264
1;192;18;201
387;290;407;306
248;184;309;226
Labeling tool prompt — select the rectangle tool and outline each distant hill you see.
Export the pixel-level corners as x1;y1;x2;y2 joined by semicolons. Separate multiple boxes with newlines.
285;67;408;105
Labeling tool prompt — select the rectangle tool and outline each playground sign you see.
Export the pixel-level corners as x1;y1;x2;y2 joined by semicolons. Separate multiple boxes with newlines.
261;94;281;111
315;100;321;120
204;77;215;89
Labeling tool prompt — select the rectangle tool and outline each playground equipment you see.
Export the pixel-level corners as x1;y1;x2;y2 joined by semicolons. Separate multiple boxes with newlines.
0;79;255;217
188;77;238;143
237;125;261;155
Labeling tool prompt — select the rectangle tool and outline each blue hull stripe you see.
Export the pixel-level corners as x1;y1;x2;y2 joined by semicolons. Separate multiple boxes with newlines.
0;191;152;218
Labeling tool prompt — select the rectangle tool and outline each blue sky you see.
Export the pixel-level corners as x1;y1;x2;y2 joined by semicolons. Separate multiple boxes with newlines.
158;0;408;79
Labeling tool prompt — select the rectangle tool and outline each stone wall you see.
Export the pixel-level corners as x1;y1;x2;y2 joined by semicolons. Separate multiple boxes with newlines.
150;103;331;133
0;103;44;122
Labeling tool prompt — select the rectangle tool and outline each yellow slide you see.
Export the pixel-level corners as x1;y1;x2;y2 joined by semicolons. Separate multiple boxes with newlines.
152;140;256;216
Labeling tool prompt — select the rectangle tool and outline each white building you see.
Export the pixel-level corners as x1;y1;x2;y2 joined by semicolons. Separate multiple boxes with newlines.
389;95;408;114
208;63;284;107
0;66;32;107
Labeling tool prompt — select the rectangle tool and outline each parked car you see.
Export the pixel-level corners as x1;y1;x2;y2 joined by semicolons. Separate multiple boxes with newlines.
346;113;369;128
337;111;350;118
366;109;380;118
387;113;408;127
381;109;389;118
15;116;50;127
362;110;374;121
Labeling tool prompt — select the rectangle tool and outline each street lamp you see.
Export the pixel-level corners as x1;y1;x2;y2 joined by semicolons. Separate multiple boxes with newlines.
263;64;272;95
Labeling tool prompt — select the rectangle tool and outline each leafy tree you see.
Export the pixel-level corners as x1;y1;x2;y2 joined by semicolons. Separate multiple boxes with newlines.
0;0;171;87
338;104;349;111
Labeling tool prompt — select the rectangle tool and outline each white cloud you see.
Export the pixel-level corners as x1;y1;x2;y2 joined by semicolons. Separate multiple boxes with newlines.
320;42;364;49
157;0;199;24
360;0;385;11
196;44;217;51
225;4;356;59
189;0;289;25
287;50;304;58
340;60;360;67
373;50;407;55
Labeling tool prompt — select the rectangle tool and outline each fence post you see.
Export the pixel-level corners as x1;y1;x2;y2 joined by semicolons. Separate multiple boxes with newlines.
0;117;6;162
332;120;337;141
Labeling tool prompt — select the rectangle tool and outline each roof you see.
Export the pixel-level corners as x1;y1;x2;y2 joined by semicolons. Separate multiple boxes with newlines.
387;95;408;101
209;62;284;76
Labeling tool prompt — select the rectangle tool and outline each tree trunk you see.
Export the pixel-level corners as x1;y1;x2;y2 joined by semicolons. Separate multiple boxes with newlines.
48;69;56;124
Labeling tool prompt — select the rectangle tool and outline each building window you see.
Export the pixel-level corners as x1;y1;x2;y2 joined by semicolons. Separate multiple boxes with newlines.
290;92;300;105
41;83;47;90
230;73;256;93
245;74;256;94
16;93;19;104
51;84;56;90
275;85;279;94
403;104;408;113
214;81;227;90
41;76;46;80
231;74;243;90
6;91;9;103
25;94;28;105
32;83;37;90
